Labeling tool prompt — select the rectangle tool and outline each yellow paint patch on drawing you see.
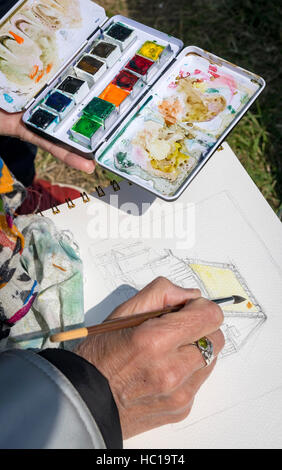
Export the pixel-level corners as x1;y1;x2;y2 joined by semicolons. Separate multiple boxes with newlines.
189;263;259;312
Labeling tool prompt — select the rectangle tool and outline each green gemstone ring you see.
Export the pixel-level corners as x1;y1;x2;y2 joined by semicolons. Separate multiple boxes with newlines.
194;336;214;367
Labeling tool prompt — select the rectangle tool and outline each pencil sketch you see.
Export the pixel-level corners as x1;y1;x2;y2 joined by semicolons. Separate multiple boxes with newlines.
91;240;266;358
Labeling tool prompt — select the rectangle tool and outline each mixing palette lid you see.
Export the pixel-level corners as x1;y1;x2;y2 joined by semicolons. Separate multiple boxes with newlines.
0;0;107;113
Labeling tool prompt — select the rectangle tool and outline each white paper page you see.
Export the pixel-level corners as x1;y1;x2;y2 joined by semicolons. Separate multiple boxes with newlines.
44;142;282;448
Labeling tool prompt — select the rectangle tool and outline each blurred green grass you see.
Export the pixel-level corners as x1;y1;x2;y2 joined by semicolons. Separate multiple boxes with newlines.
36;0;282;213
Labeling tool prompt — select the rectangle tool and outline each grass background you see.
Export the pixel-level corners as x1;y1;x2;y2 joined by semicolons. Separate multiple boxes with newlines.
36;0;282;214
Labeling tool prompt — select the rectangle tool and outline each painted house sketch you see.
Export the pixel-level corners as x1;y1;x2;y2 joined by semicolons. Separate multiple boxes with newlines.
92;241;266;358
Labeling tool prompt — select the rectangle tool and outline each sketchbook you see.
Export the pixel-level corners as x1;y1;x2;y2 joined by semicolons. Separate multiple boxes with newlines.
43;142;282;449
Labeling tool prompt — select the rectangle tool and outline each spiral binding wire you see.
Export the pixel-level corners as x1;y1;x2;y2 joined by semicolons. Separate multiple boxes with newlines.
81;192;90;203
110;180;121;192
52;205;60;215
95;186;106;197
37;181;126;216
66;198;76;209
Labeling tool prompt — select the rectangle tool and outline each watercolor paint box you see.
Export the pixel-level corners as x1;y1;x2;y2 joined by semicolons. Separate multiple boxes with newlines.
0;1;265;201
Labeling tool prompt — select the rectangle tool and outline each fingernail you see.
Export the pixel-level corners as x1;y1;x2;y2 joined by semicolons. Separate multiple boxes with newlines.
85;164;94;174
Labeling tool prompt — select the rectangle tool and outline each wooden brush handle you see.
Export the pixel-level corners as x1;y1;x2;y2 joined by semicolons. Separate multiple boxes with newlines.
51;327;88;343
50;304;184;343
49;296;241;344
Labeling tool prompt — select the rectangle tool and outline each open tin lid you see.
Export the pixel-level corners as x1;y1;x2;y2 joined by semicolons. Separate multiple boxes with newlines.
95;46;265;201
0;0;107;113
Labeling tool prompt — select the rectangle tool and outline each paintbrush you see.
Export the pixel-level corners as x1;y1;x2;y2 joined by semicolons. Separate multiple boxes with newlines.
50;295;246;343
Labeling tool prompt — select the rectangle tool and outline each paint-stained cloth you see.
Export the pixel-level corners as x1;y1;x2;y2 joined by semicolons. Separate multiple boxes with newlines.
0;157;84;349
0;157;37;339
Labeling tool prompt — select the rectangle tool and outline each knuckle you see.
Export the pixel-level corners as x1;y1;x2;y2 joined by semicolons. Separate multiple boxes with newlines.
178;403;193;421
152;276;172;289
200;299;224;326
190;288;201;297
167;403;193;424
169;388;192;411
149;335;165;357
133;328;164;357
157;368;180;394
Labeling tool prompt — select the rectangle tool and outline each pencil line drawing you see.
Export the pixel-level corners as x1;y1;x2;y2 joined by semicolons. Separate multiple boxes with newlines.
91;240;267;358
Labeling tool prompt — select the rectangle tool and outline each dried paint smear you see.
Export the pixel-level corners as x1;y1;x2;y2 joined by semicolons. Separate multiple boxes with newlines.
0;0;97;112
99;53;259;197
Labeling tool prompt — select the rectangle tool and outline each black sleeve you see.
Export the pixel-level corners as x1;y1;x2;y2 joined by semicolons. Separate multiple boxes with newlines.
39;348;123;449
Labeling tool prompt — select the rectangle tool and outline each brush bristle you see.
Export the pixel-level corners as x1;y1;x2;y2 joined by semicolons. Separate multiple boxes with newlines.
233;295;246;304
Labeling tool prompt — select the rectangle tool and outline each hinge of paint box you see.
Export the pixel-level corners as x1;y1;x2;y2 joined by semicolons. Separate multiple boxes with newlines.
24;84;48;111
86;16;109;41
24;98;35;112
86;30;100;42
50;40;89;85
34;84;48;100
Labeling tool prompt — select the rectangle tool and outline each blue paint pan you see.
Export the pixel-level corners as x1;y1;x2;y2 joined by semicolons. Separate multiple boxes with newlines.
43;90;74;120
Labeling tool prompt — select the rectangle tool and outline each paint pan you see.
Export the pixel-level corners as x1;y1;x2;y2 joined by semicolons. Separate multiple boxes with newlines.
112;69;144;97
125;55;155;82
90;40;121;68
137;41;173;65
43;90;74;120
28;107;59;131
75;54;107;83
70;115;103;147
57;76;89;104
99;83;130;112
104;22;136;51
83;97;116;128
137;41;165;62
